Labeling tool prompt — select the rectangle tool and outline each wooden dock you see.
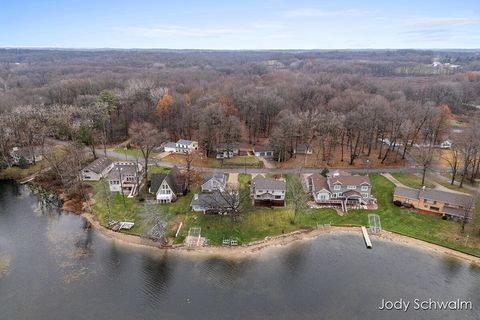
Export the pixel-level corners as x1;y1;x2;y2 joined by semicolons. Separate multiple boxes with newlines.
361;226;372;249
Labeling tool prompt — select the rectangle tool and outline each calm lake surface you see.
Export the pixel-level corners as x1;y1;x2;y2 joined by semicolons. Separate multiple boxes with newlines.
1;181;479;320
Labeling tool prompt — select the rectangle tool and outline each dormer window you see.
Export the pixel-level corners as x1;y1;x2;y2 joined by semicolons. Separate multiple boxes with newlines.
334;185;341;190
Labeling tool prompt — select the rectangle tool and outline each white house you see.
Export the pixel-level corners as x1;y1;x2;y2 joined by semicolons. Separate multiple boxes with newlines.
201;172;227;192
149;166;187;203
253;145;274;158
440;140;452;149
175;139;198;154
162;142;177;153
80;157;113;181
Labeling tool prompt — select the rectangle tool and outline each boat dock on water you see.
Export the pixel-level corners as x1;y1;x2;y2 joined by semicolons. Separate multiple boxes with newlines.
361;226;372;249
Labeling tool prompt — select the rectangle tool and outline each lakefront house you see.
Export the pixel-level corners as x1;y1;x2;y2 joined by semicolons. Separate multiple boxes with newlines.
250;175;286;206
10;146;43;165
108;162;143;197
80;157;113;181
393;186;474;220
306;170;372;212
149;166;187;203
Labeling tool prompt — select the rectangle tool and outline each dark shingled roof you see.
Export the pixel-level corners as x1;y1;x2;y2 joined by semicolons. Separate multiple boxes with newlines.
150;166;186;195
251;175;286;191
190;191;235;211
394;186;473;208
394;187;421;199
202;171;226;185
83;157;113;174
108;163;139;180
420;188;473;207
253;145;273;152
150;173;168;193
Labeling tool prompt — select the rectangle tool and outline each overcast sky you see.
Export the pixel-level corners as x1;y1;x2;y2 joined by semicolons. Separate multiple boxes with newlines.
1;0;479;49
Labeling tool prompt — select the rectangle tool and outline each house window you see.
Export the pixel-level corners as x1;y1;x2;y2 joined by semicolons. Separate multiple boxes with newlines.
361;193;368;198
347;185;356;190
334;185;341;191
275;195;281;199
319;194;327;200
361;186;368;191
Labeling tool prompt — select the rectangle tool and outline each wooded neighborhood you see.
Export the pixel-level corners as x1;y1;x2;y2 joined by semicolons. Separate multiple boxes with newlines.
0;49;479;256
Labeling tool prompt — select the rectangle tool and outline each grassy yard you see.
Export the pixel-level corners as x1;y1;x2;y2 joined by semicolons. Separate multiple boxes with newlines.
88;169;480;257
89;181;143;234
0;160;50;180
113;147;144;159
0;145;66;181
222;156;261;167
391;173;435;189
178;173;480;256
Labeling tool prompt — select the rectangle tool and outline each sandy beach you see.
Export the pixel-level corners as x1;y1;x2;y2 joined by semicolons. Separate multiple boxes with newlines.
80;212;480;264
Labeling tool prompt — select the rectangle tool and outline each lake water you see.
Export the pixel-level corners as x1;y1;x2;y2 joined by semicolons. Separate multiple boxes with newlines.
1;180;479;320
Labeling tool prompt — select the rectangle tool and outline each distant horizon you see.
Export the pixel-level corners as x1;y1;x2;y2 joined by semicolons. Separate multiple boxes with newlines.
1;47;479;52
1;0;479;49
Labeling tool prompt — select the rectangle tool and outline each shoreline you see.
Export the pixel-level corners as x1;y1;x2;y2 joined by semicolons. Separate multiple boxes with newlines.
7;178;479;264
80;211;480;264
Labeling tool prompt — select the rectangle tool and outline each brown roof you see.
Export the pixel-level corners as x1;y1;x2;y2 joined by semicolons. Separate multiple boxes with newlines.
330;175;370;186
343;190;362;198
309;173;330;193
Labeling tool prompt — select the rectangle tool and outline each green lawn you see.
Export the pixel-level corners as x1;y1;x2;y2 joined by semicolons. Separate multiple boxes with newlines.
113;147;144;158
147;165;171;180
222;156;261;167
88;170;480;257
89;181;142;233
391;173;435;189
0;160;49;180
178;173;480;256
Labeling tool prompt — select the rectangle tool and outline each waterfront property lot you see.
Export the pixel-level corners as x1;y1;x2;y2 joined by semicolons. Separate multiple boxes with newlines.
178;174;480;256
88;168;480;257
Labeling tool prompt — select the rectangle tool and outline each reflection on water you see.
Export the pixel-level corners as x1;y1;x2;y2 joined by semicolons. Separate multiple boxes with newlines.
0;252;11;279
1;181;480;320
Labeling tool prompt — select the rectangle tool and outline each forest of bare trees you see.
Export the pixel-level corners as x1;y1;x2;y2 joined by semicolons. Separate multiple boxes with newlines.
1;49;480;186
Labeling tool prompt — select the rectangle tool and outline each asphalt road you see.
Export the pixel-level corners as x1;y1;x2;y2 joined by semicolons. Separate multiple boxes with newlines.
46;138;451;175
